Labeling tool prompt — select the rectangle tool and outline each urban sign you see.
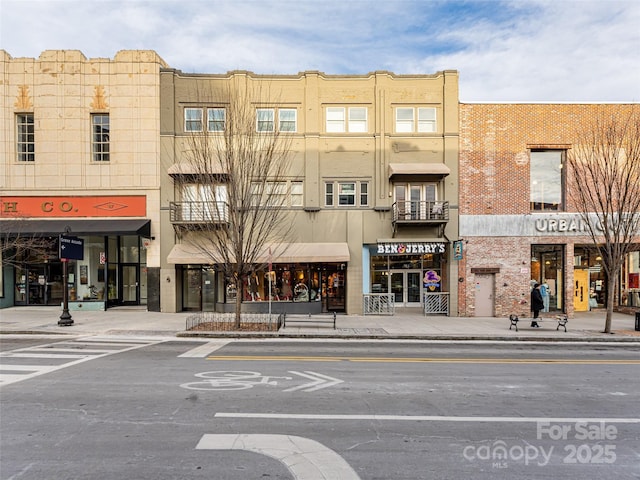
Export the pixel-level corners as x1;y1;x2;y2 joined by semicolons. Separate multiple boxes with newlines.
59;235;84;260
376;242;446;255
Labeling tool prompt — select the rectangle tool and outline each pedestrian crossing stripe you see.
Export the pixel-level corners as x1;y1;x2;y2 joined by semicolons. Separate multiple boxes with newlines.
0;337;163;387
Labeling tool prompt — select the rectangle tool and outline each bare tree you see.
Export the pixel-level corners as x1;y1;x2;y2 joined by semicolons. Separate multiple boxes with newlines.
1;222;56;268
174;79;297;327
567;107;640;333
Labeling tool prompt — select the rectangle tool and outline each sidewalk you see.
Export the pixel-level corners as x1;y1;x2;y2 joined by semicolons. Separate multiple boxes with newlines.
1;306;638;342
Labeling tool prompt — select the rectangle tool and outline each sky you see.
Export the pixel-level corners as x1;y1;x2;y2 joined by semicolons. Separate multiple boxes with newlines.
1;0;639;102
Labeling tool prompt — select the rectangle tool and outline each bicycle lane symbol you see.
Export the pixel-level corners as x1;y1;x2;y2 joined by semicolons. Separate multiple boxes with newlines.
180;371;293;391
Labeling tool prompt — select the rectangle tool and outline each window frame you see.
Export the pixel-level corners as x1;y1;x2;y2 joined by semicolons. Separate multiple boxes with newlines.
185;107;203;132
16;113;35;162
395;107;437;133
324;181;370;207
207;108;226;132
278;108;297;132
326;107;346;133
530;149;565;212
256;108;275;132
91;113;110;162
251;180;304;208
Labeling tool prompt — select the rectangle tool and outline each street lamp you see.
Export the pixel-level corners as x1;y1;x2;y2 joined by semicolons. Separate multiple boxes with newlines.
58;256;73;326
58;227;80;327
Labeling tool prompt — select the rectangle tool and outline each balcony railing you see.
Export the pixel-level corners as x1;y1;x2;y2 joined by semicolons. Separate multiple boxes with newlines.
169;201;229;224
392;201;449;224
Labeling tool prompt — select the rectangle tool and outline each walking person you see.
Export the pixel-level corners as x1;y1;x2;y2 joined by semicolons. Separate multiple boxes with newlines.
530;283;544;327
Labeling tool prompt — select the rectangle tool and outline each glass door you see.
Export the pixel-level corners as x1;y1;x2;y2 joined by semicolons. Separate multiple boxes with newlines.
391;271;404;304
390;270;422;307
121;265;139;305
183;268;202;311
407;271;422;305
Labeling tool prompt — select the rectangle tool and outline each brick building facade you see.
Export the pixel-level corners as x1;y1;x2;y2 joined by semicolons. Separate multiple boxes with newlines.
458;103;640;318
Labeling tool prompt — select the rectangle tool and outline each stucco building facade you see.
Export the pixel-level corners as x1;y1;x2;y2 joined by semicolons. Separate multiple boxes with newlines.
159;69;460;314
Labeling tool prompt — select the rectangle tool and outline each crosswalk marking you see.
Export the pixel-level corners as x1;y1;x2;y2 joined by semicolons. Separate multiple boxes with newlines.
0;337;162;387
179;340;230;358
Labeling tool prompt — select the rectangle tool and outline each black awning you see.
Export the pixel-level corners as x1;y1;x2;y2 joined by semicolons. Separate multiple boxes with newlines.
0;219;151;237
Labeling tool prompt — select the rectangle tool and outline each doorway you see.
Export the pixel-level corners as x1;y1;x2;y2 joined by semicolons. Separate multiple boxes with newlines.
390;270;422;307
121;265;139;305
474;274;495;316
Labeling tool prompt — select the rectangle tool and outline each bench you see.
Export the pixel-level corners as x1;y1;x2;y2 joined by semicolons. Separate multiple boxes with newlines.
555;314;568;332
508;314;568;332
283;312;337;329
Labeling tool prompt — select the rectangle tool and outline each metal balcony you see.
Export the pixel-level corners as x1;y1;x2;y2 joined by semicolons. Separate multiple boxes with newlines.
391;200;449;236
169;201;229;225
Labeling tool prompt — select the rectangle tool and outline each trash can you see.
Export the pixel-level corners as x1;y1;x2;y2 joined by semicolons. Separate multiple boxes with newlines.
636;312;640;332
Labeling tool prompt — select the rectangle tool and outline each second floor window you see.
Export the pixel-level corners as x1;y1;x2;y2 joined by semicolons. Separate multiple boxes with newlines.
325;181;369;207
91;114;110;162
16;113;35;162
530;150;564;211
256;108;297;132
251;181;303;207
185;108;203;132
208;108;225;132
395;107;436;133
326;107;368;133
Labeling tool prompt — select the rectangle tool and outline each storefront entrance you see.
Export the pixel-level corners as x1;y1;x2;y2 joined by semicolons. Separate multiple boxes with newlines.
121;264;139;305
391;270;422;307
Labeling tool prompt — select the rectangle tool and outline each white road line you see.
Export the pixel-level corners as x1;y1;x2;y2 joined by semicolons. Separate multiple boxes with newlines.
3;353;90;359
0;365;58;372
179;341;230;358
0;338;164;387
196;434;361;480
214;413;640;424
27;347;115;354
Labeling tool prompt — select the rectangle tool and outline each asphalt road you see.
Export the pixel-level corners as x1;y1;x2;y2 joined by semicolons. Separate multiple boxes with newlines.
1;337;639;479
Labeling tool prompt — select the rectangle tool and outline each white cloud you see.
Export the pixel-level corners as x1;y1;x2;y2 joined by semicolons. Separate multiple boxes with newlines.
1;0;638;101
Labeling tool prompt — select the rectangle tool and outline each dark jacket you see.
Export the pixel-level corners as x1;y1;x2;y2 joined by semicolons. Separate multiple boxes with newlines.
531;287;544;312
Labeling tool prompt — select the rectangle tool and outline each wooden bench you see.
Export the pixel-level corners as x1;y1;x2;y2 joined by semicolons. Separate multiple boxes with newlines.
508;314;568;332
283;312;337;329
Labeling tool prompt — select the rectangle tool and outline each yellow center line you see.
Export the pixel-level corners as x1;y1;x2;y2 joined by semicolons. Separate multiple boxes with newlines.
206;355;640;365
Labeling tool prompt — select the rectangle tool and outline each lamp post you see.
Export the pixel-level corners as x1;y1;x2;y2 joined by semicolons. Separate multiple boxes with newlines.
58;227;79;327
58;257;73;326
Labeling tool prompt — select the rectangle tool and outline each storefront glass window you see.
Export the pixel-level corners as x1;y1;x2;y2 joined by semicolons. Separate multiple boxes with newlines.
622;251;639;307
574;246;608;309
531;244;564;312
120;236;139;263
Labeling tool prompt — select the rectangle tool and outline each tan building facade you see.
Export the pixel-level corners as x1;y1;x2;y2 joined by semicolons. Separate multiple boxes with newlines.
1;50;167;310
160;69;460;314
458;103;640;318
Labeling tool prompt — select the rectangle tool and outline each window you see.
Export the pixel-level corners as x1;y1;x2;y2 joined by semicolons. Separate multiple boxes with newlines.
291;181;303;207
360;182;369;206
325;181;369;207
185;108;203;132
181;183;228;221
325;183;334;206
16;113;34;162
91;114;110;162
395;107;437;133
279;109;297;132
417;108;436;132
251;181;303;207
207;108;225;132
394;183;438;219
530;150;564;211
257;108;275;132
348;107;367;132
326;107;345;132
326;107;368;133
